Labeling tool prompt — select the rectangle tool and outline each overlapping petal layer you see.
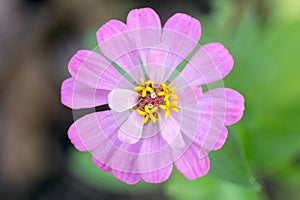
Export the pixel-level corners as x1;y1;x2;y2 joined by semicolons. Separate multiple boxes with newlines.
62;7;244;184
162;13;201;79
172;43;234;89
68;50;123;90
61;78;109;109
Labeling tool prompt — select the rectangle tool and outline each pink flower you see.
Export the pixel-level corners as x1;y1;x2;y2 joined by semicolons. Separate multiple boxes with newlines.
61;8;244;184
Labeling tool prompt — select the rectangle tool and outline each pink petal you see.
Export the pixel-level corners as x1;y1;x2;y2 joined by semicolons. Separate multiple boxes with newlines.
142;164;173;183
173;86;201;147
193;112;224;152
108;89;140;112
91;121;176;174
201;88;245;126
162;13;201;78
91;113;144;173
223;88;245;126
193;126;229;153
175;146;210;180
194;88;244;151
92;135;142;175
68;50;124;90
118;111;144;144
194;90;227;151
68;111;115;152
174;86;228;152
173;43;234;88
163;13;201;43
92;156;111;172
91;122;179;175
176;86;202;107
127;7;161;29
146;44;169;83
96;20;127;46
112;170;141;185
135;131;176;173
211;127;228;150
127;8;161;48
61;78;109;109
158;112;185;148
96;20;139;72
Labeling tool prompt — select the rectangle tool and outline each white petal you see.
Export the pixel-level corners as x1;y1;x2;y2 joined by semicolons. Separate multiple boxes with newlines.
158;112;185;148
108;89;140;112
118;111;144;144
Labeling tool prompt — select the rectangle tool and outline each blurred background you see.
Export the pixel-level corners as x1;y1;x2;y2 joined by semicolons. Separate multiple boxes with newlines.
0;0;300;199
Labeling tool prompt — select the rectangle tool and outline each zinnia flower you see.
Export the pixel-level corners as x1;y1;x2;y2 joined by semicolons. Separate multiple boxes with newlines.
61;8;244;184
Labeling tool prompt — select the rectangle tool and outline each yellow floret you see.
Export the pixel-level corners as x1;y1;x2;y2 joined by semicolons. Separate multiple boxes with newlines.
160;101;179;118
137;105;158;124
134;77;153;97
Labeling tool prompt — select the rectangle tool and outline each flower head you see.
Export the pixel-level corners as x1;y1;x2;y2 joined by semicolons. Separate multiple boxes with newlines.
61;8;244;184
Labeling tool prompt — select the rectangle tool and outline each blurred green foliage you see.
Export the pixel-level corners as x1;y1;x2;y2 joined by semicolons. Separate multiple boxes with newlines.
69;0;300;199
69;151;161;193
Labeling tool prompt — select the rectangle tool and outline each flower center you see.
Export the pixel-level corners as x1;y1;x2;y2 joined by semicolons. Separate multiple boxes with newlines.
134;77;179;124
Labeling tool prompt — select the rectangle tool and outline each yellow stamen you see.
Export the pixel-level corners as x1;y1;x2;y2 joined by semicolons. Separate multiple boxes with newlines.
134;78;154;97
170;93;178;100
157;91;165;96
159;82;177;99
134;86;144;92
143;115;150;124
171;107;179;112
140;77;145;85
160;102;179;119
134;78;179;124
137;109;146;115
137;106;158;124
171;100;179;105
142;89;147;97
149;112;157;123
161;82;176;93
165;109;170;118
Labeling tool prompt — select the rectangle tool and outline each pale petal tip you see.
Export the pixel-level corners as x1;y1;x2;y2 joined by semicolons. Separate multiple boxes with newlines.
224;88;245;126
60;78;73;108
164;12;201;42
108;89;139;112
117;130;140;144
96;19;127;45
127;7;161;28
112;170;141;185
142;165;173;183
128;7;158;18
92;157;111;172
67;124;88;152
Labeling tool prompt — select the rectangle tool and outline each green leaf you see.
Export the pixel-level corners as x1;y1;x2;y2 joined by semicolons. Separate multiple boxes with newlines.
209;126;260;189
234;19;300;172
246;128;300;173
166;169;265;200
